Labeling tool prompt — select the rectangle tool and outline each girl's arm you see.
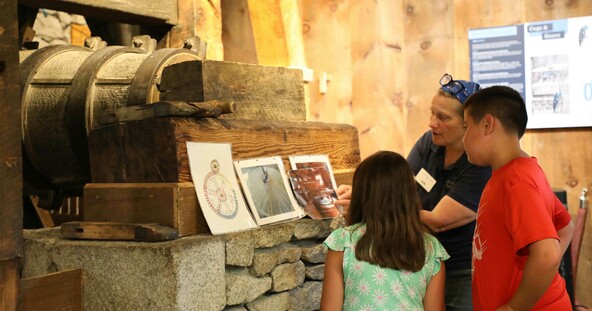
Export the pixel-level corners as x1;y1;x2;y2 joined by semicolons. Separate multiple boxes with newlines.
423;261;446;311
320;249;344;311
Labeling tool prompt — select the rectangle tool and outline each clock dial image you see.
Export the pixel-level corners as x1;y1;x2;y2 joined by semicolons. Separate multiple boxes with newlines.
203;160;239;219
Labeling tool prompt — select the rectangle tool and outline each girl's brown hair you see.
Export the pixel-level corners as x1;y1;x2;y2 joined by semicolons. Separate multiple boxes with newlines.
347;151;428;272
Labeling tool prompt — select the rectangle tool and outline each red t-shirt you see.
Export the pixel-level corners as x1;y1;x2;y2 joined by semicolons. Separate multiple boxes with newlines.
472;157;572;310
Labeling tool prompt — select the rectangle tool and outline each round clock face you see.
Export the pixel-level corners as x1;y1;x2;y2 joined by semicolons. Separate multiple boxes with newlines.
203;160;239;219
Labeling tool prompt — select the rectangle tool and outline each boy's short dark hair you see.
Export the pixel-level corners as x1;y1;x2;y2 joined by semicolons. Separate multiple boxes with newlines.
463;85;528;138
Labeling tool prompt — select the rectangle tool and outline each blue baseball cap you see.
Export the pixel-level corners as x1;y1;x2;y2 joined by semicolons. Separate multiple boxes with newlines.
439;73;481;104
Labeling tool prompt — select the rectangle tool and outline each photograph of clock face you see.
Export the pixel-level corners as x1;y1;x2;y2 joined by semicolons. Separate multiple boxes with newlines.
234;156;303;226
186;142;256;235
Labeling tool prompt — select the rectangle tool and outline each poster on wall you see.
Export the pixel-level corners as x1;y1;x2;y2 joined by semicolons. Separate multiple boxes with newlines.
469;15;592;129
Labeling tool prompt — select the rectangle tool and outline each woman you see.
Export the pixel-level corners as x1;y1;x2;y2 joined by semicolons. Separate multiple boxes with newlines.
406;73;491;310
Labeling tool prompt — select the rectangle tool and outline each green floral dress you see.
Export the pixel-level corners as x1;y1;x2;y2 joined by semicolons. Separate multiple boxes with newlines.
324;224;449;311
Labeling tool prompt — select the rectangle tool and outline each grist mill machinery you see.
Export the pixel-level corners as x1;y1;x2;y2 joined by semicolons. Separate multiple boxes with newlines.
20;35;360;235
20;35;207;210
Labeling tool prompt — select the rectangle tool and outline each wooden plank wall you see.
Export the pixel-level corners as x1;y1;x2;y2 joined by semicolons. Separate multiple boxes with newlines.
299;0;592;305
221;0;591;306
300;0;352;124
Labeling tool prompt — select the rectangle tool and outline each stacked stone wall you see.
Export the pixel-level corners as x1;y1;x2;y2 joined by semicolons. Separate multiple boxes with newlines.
222;218;342;311
22;217;344;311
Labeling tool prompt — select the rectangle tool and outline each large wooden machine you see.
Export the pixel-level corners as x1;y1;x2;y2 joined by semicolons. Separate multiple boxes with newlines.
19;36;360;235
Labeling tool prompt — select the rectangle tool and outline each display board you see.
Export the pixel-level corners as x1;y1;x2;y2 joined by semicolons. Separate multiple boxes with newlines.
187;142;257;235
469;15;592;129
234;157;303;226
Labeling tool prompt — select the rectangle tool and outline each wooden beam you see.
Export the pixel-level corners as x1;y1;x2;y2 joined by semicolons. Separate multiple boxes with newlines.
61;221;179;241
83;183;209;237
0;0;22;309
221;0;258;64
18;269;82;311
88;118;361;184
97;100;236;126
222;0;307;68
30;196;55;228
17;0;177;25
159;60;306;121
247;0;290;66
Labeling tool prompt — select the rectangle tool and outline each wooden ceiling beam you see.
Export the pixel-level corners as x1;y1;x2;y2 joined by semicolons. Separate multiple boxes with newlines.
18;0;177;25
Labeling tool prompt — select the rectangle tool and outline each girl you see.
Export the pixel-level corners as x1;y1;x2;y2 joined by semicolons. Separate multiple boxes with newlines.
321;151;449;310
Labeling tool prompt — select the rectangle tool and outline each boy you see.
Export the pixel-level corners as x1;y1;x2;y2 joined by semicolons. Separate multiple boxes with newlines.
462;85;574;310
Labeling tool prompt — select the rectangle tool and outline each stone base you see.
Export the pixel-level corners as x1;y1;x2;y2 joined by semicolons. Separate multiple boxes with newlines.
22;218;344;311
23;228;226;310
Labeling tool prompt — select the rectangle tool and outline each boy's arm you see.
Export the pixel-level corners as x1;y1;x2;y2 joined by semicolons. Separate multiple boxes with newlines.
557;220;574;256
320;250;344;311
498;238;562;311
553;195;574;256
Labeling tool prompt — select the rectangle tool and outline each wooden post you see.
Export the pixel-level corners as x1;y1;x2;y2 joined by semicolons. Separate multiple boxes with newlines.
246;0;307;67
0;0;23;310
164;0;224;60
221;0;258;64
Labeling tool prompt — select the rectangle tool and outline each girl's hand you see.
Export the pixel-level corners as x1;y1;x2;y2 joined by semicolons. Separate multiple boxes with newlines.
334;184;352;213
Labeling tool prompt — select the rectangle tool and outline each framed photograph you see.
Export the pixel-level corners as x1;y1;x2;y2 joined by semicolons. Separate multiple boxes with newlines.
234;156;303;226
288;168;341;219
289;154;338;192
187;142;257;235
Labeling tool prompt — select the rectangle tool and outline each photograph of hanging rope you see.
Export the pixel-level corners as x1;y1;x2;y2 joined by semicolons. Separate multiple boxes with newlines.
234;156;303;226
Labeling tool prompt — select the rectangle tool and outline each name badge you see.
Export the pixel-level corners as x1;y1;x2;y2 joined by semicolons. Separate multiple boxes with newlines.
415;168;436;192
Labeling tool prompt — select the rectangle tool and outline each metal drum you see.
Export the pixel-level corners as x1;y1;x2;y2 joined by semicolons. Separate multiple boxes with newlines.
20;44;95;194
20;36;201;203
127;48;202;107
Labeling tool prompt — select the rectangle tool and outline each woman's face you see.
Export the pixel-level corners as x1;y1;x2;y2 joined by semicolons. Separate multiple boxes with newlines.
428;94;465;147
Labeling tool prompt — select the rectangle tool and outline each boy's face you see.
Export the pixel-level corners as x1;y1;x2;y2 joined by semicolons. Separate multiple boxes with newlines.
462;111;488;166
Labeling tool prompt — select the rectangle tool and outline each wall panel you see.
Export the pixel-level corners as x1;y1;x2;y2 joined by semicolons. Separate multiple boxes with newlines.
350;0;406;158
299;0;592;306
301;0;353;125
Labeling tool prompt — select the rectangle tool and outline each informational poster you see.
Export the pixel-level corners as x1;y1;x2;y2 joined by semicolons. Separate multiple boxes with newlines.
469;16;592;129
